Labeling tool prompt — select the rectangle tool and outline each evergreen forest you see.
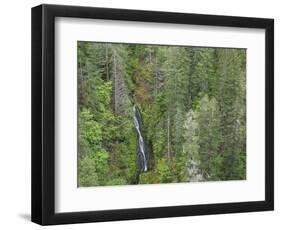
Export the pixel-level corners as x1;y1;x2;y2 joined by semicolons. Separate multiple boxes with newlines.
78;41;246;187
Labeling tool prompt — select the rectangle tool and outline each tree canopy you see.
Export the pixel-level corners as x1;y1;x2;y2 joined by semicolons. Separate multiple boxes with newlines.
77;42;246;186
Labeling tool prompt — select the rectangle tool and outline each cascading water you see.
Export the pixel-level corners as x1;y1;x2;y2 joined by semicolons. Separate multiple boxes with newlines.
133;105;148;172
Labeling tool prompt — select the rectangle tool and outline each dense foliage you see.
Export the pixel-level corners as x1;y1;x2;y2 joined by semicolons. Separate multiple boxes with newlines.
77;42;246;186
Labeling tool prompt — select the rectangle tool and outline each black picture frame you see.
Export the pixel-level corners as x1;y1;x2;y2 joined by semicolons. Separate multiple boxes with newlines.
31;4;274;225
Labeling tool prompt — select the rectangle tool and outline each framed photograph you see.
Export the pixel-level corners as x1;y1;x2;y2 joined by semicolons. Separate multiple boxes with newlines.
31;4;274;225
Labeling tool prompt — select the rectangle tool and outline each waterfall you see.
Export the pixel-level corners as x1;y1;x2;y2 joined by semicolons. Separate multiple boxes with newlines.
133;105;148;172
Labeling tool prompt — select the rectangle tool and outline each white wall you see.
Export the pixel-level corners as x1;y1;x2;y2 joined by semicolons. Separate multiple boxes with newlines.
0;0;279;229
